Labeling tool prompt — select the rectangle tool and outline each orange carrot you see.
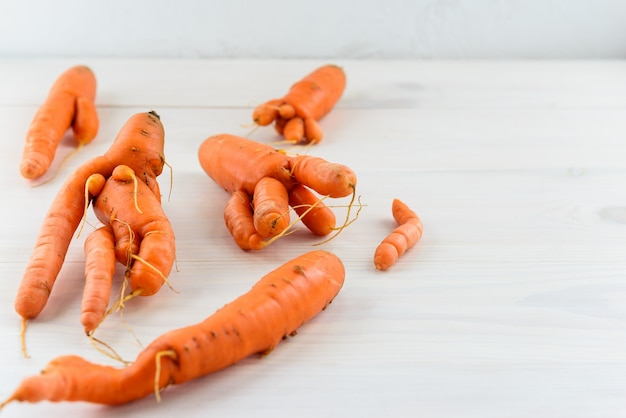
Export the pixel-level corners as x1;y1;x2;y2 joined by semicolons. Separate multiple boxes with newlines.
374;199;423;271
81;225;116;334
198;133;293;196
252;64;346;144
288;184;336;236
223;191;266;250
198;134;358;249
91;165;176;298
252;176;290;238
20;65;99;180
288;154;356;198
1;250;345;406
283;117;304;143
15;111;166;343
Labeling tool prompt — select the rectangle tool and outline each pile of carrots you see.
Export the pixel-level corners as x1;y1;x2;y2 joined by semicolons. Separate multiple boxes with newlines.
2;64;424;409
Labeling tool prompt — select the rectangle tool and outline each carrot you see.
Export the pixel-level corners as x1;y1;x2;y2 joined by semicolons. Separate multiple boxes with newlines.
91;165;176;298
223;191;266;250
198;134;358;249
288;184;336;236
20;65;99;180
288;154;356;198
198;133;293;196
1;250;345;406
252;64;346;144
81;225;116;334
374;199;424;271
252;176;290;238
15;111;166;352
78;164;176;335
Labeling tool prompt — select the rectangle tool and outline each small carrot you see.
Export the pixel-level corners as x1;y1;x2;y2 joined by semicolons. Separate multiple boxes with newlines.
198;134;358;249
288;184;336;236
288;154;356;198
20;65;99;180
374;199;424;271
223;191;266;250
252;176;291;238
252;64;346;144
81;225;117;334
1;250;345;407
15;111;166;353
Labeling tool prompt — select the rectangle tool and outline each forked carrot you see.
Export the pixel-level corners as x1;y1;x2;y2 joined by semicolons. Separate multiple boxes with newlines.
252;64;346;144
15;111;166;354
374;199;423;271
90;165;176;297
20;65;99;180
198;134;358;250
1;250;345;406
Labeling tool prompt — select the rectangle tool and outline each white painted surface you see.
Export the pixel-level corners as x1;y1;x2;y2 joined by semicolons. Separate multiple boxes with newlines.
0;59;626;417
0;0;625;59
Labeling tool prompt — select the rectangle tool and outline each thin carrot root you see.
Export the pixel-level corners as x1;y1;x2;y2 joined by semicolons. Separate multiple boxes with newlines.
77;173;106;238
87;333;131;365
154;350;178;402
313;188;363;246
130;254;178;293
111;165;143;214
20;318;29;359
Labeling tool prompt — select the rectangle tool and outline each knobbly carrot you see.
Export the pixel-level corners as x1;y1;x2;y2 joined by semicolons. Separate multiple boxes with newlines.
374;199;424;271
91;165;176;298
288;184;336;236
252;176;290;238
223;191;265;250
81;225;116;334
198;133;293;196
198;134;358;249
1;250;345;407
288;154;356;198
252;64;346;144
15;111;166;353
20;65;99;180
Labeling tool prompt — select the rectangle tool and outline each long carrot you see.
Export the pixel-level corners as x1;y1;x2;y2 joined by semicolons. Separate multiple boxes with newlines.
1;250;345;407
198;134;357;249
15;111;166;352
20;65;99;180
374;199;423;271
252;64;346;144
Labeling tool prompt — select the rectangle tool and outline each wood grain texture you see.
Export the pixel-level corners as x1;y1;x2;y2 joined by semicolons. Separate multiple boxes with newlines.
0;59;625;417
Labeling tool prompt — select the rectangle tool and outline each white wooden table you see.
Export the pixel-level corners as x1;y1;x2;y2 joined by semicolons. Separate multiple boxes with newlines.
1;59;625;417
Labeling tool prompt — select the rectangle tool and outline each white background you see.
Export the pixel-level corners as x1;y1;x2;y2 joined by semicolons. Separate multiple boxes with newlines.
1;0;626;59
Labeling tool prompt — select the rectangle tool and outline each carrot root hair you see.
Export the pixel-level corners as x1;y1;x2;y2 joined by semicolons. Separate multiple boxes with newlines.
20;317;29;359
314;187;363;246
154;350;178;403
